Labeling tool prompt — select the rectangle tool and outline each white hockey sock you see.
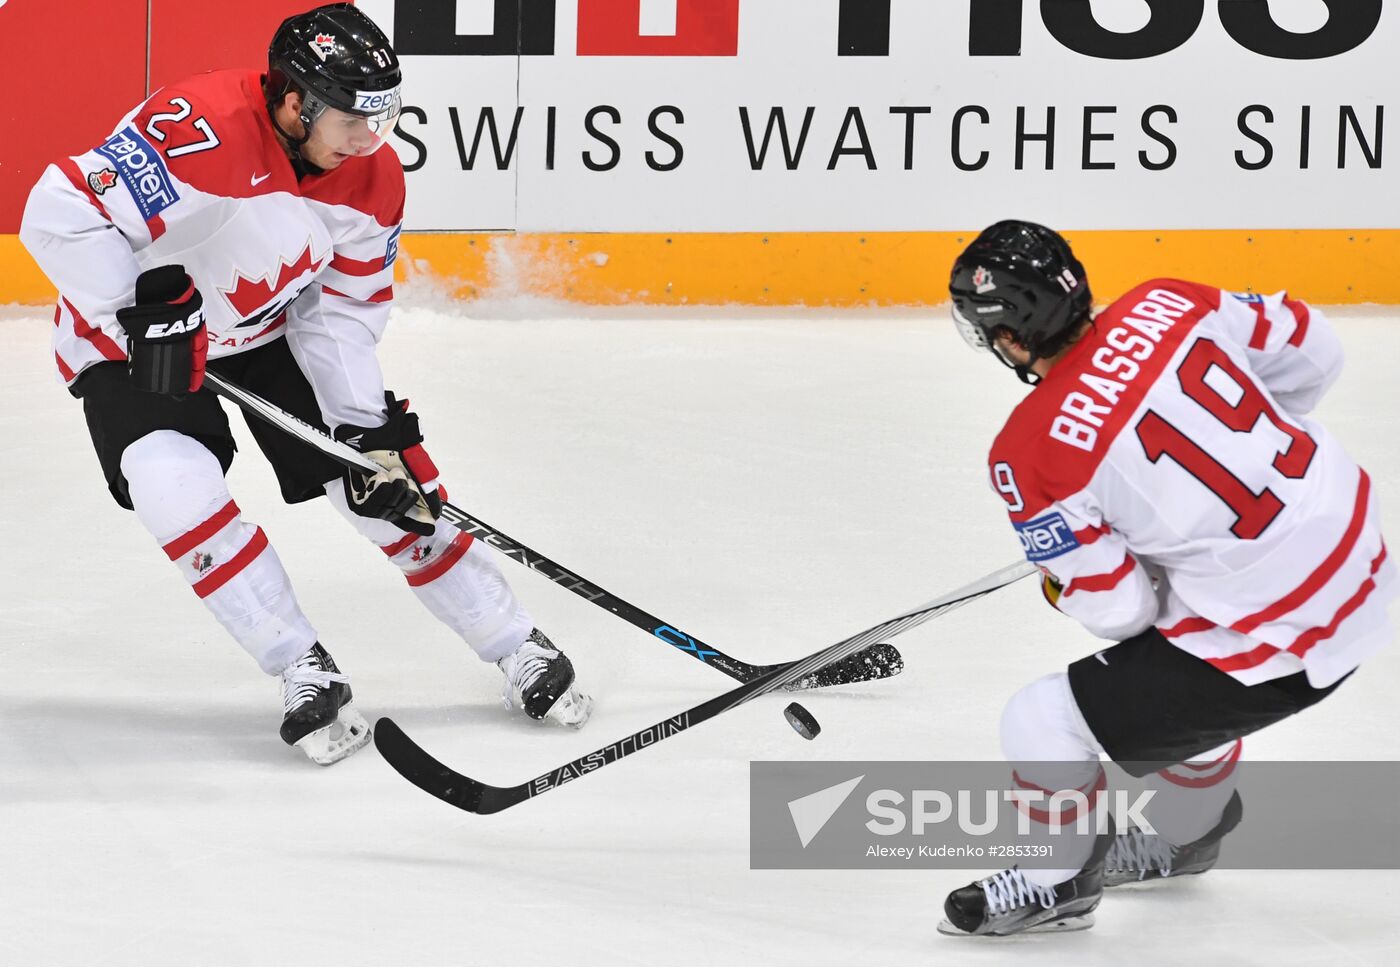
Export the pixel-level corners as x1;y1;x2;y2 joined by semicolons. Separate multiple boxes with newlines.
325;480;533;662
1142;739;1243;846
1000;672;1107;888
122;431;318;674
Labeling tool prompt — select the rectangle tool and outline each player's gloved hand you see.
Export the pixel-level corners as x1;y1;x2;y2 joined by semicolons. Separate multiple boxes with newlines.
114;265;208;395
1038;566;1065;611
334;392;443;536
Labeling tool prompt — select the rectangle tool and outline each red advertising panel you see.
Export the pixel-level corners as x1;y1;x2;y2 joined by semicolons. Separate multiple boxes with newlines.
148;0;317;91
0;0;147;231
578;0;740;56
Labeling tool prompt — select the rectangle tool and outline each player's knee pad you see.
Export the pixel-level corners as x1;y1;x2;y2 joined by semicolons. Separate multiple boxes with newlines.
121;430;231;541
1000;672;1102;765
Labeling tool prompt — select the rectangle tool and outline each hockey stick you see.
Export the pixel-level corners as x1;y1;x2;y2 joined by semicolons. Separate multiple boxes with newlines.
374;559;1037;814
202;372;902;690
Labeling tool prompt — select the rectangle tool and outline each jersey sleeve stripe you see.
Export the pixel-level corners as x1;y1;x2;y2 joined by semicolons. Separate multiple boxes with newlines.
1230;470;1371;634
1206;642;1280;674
1063;555;1137;597
405;533;475;587
330;252;387;277
321;284;393;304
162;499;241;560
1284;296;1311;347
56;158;113;222
54;352;76;382
62;297;126;362
1248;302;1271;350
193;527;270;599
1207;543;1389;673
1072;522;1111;545
1285;544;1389;659
1159;615;1219;638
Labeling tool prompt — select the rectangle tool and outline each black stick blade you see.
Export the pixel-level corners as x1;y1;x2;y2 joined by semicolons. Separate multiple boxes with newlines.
374;717;521;815
784;642;904;690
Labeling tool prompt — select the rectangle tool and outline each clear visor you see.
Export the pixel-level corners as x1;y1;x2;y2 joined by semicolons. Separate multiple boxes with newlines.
951;303;992;352
304;89;402;156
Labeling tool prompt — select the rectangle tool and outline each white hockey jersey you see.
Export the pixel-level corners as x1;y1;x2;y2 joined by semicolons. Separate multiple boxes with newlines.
989;279;1394;687
19;69;403;429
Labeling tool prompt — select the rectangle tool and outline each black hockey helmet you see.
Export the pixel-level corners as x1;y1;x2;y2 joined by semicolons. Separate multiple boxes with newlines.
266;3;402;153
948;221;1092;382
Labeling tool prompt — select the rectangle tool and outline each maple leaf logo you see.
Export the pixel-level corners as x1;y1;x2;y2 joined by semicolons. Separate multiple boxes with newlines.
88;168;118;195
221;245;321;318
310;33;338;60
411;545;433;563
191;551;213;574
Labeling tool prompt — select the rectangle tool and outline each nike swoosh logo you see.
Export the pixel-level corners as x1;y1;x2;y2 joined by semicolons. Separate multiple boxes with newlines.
251;172;271;186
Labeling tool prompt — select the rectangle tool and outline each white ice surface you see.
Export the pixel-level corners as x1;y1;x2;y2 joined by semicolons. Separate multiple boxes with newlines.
1;300;1397;966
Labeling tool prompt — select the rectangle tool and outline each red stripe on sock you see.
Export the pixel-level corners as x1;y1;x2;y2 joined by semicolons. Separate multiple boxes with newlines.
1160;741;1242;788
381;534;417;557
162;500;240;561
405;533;474;587
193;528;269;599
1012;768;1107;827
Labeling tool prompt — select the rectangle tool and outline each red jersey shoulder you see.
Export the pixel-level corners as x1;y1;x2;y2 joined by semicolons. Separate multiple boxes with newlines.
987;278;1220;520
300;145;405;229
131;70;294;198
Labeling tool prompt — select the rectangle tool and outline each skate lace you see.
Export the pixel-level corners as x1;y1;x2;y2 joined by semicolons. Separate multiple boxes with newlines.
500;642;557;702
980;868;1057;917
281;653;349;714
1107;828;1174;878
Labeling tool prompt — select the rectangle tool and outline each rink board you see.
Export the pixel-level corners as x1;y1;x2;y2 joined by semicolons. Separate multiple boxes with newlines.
3;229;1397;307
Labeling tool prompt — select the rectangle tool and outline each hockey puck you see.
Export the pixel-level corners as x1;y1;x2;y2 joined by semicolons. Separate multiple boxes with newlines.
783;702;821;740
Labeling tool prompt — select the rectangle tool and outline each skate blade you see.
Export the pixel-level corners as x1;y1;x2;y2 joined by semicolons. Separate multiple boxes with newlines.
544;686;594;729
936;913;1095;937
294;702;372;766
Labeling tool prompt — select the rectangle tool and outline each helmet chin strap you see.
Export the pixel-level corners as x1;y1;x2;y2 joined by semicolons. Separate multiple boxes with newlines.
989;338;1043;386
267;107;328;178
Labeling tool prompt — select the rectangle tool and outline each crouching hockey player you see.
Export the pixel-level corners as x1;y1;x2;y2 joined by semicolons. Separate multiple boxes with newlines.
19;4;591;765
937;221;1395;936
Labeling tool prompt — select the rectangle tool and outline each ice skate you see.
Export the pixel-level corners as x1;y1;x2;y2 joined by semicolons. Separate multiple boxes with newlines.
279;643;371;766
497;628;593;728
938;827;1112;937
1105;791;1242;887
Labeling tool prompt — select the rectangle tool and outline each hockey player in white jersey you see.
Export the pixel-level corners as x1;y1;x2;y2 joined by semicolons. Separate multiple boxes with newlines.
937;221;1395;936
19;4;591;765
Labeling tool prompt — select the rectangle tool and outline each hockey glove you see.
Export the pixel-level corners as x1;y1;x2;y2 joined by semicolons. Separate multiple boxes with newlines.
114;265;208;395
334;392;443;537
